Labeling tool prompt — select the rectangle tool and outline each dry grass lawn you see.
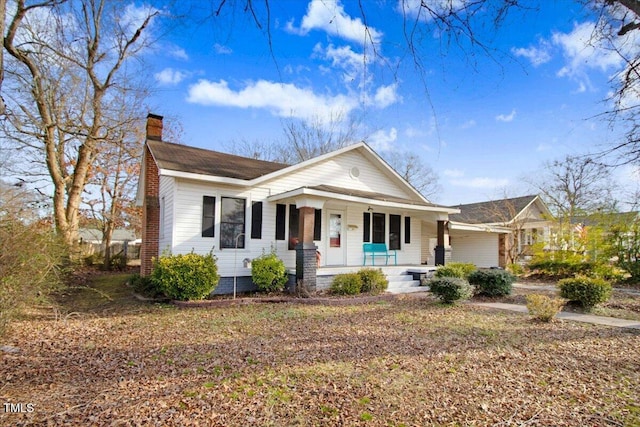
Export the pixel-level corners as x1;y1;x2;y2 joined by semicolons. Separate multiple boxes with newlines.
1;271;639;426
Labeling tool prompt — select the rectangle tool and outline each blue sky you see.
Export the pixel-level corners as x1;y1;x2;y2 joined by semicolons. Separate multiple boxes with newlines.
146;0;638;206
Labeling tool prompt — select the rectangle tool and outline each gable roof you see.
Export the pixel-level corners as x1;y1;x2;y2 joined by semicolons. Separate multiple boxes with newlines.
449;195;545;224
267;184;457;213
145;139;441;210
147;139;288;180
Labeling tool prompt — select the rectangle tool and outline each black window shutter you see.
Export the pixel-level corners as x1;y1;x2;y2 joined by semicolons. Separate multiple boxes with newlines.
314;209;322;241
363;212;371;242
202;196;215;237
288;204;299;250
251;202;262;239
389;214;401;250
275;204;286;240
405;216;411;244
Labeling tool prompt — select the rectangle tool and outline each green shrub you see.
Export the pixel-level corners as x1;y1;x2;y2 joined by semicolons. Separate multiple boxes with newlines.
108;253;127;271
506;263;524;276
151;252;219;301
590;263;626;284
468;269;515;297
358;268;388;295
558;276;612;311
526;294;566;322
434;262;476;279
428;277;474;304
526;251;593;278
129;273;163;298
330;273;363;295
251;252;289;292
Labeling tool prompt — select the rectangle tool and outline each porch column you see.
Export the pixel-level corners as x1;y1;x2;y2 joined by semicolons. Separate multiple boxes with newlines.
435;220;447;266
295;206;317;292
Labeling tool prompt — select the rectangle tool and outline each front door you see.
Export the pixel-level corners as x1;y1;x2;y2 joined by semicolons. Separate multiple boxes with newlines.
326;210;345;265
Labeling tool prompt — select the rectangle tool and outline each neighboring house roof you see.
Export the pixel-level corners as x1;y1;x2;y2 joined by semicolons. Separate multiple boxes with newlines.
147;139;288;180
450;195;549;225
572;211;639;227
79;228;137;242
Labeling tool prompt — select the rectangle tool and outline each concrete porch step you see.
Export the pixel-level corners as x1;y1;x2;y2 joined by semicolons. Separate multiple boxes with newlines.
386;273;427;294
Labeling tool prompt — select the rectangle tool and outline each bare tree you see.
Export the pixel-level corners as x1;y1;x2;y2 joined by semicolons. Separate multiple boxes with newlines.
82;87;146;267
3;0;159;249
531;155;614;221
383;151;441;200
279;112;362;163
0;0;6;116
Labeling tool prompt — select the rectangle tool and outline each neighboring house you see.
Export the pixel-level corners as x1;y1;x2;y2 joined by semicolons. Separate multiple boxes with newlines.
449;195;554;267
137;114;463;294
78;228;140;258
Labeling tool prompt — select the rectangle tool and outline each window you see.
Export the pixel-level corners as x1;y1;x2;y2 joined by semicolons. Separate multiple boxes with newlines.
202;196;215;238
363;212;371;242
314;209;322;241
251;202;262;239
275;204;286;240
288;205;299;250
220;197;245;248
389;214;401;250
404;216;411;244
372;213;385;244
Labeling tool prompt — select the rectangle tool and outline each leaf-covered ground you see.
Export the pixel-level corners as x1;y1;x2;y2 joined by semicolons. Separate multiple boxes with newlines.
1;272;639;426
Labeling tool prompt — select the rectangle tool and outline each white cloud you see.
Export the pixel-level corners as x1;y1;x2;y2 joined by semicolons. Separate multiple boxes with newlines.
553;22;622;77
461;119;476;129
511;45;551;67
372;83;400;108
169;47;189;60
450;177;509;188
496;109;516;122
315;43;370;84
186;79;358;123
155;68;187;85
404;126;428;138
120;4;159;44
397;0;467;22
214;43;232;55
444;169;464;178
289;0;382;44
367;127;397;152
536;143;551;152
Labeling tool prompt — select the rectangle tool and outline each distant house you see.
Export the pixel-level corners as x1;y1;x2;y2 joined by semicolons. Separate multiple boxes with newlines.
449;195;554;267
136;114;497;294
78;228;140;259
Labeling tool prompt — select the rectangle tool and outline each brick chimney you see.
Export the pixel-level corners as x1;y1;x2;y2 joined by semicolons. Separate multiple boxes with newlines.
146;113;164;141
140;113;163;276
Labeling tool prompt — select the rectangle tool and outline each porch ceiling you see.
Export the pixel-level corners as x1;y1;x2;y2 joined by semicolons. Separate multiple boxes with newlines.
267;185;459;214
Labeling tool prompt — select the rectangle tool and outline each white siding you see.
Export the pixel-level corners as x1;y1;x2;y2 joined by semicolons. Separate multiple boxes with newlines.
450;232;499;268
264;150;414;200
158;176;175;254
161;148;435;276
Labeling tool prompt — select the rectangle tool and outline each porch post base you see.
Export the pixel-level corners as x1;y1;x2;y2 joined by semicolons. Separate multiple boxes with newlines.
295;243;318;293
435;246;445;266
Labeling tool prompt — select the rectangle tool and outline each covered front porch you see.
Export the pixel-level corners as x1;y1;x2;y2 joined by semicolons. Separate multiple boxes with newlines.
267;184;457;292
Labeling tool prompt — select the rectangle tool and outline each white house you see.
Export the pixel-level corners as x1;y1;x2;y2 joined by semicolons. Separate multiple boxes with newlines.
449;195;553;267
137;114;479;294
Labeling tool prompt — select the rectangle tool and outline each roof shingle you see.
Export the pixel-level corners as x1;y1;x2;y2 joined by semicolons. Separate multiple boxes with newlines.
449;195;539;224
147;139;288;180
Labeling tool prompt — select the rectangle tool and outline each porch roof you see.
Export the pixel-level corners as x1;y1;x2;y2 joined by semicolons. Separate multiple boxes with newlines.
267;185;459;214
